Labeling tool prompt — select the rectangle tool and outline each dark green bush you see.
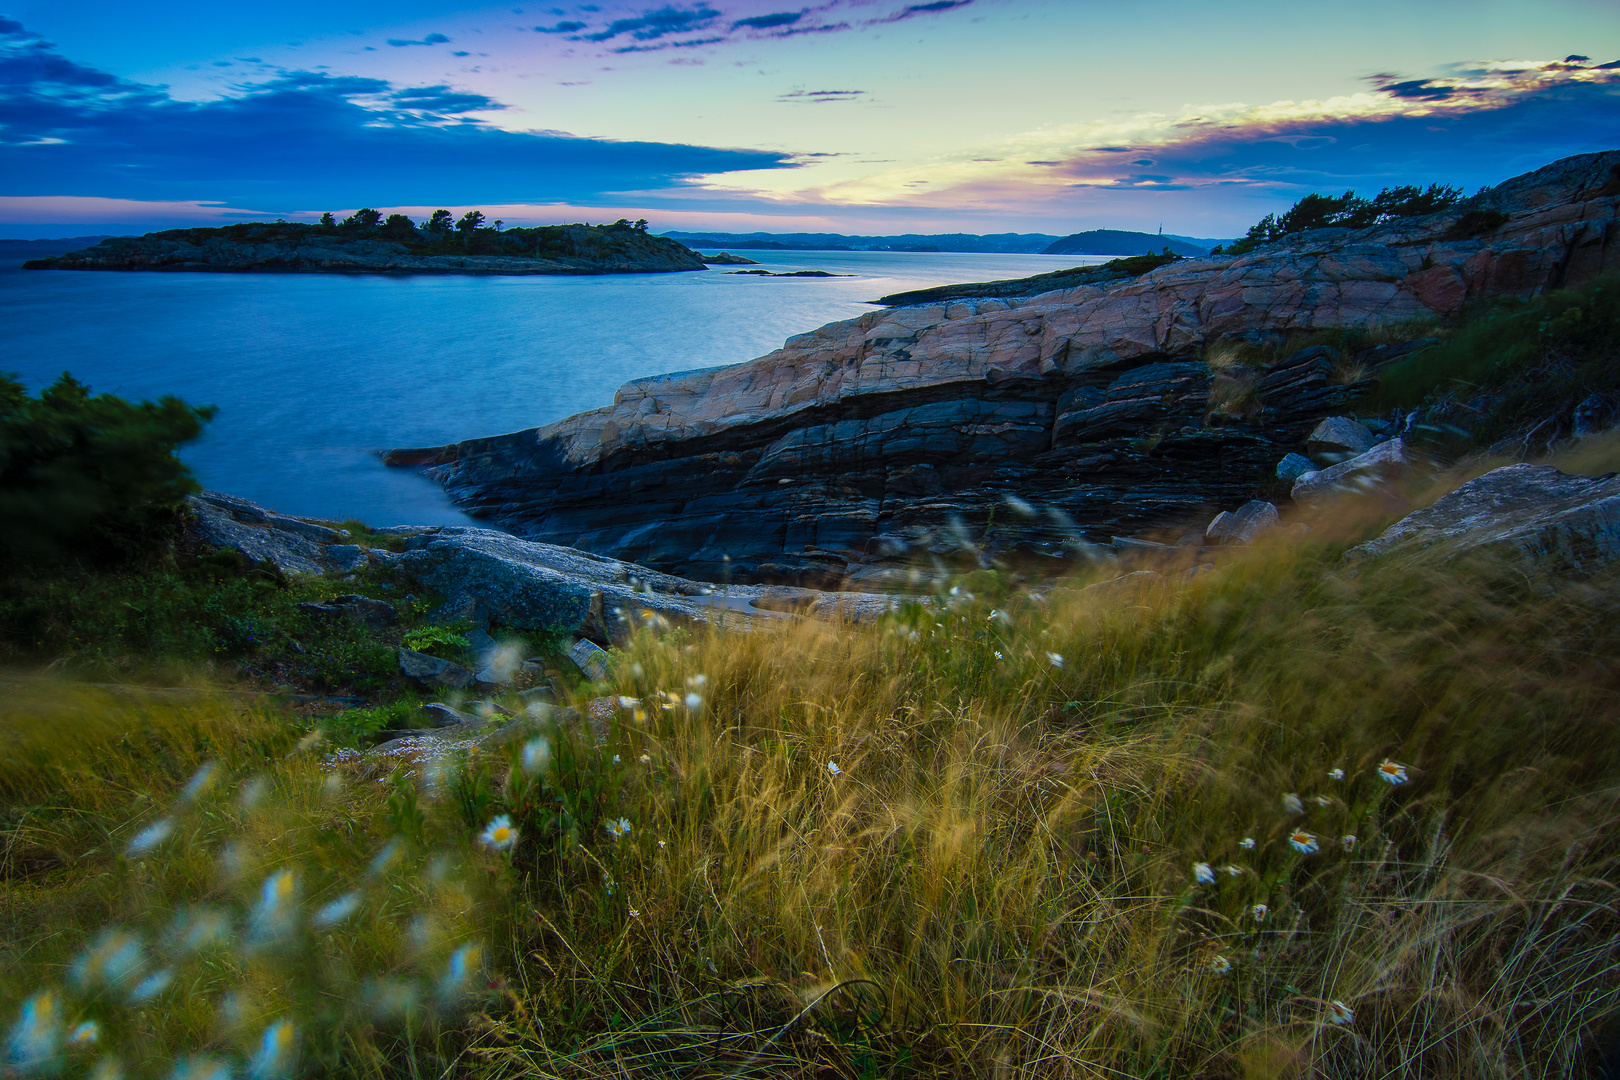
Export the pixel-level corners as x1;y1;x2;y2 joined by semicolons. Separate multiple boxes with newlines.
0;373;214;564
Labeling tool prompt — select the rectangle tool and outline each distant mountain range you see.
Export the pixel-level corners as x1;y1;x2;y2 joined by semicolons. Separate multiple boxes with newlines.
0;236;120;267
662;229;1229;256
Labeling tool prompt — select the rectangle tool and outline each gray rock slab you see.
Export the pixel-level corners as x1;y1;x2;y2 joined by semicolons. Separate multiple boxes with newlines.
1307;416;1378;463
397;647;474;689
422;702;480;727
1345;463;1620;577
567;639;609;681
1206;500;1280;544
196;490;268;524
189;497;328;575
1292;439;1412;502
267;514;349;544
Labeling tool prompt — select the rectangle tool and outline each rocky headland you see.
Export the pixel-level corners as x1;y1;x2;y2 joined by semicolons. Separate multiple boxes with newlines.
386;151;1620;586
24;218;706;275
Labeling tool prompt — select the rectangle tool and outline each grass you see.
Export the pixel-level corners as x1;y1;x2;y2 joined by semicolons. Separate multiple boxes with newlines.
4;457;1619;1078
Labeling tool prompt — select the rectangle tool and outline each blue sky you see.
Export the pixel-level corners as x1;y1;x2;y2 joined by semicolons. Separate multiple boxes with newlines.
2;0;1617;237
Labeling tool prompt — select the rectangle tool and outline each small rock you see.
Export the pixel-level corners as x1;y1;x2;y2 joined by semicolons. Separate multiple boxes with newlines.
1276;453;1316;483
1292;439;1412;502
422;702;480;727
1307;416;1378;463
266;513;350;544
299;594;398;630
519;684;558;704
398;647;475;689
1206;500;1280;545
567;639;610;681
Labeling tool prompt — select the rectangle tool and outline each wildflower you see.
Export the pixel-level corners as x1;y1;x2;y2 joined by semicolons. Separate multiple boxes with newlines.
127;818;174;856
248;870;299;942
827;761;841;777
1222;864;1244;877
1314;795;1333;807
71;932;145;990
168;1056;231;1080
521;738;550;773
612;755;621;765
1328;768;1345;781
605;817;632;840
439;944;482;1001
367;837;403;876
639;754;651;765
684;692;703;710
69;1022;100;1048
1327;1000;1354;1025
1341;835;1358;852
7;992;61;1073
1378;760;1409;785
1252;903;1268;922
1289;830;1319;855
313;892;362;928
628;906;641;918
686;674;707;688
479;816;518;851
1192;862;1215;885
1282;793;1303;814
1046;652;1064;668
1210;955;1232;975
1238;837;1255;850
180;763;218;802
247;1021;295;1080
657;840;666;849
130;969;173;1003
994;651;1003;660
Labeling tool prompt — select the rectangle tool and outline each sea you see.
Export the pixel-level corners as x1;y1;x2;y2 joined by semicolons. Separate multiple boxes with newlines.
0;249;1101;526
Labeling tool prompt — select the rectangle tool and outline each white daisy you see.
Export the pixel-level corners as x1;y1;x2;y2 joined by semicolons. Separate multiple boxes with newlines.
1238;837;1255;850
1378;760;1409;785
1327;1000;1354;1025
1288;830;1319;855
1192;862;1215;885
1282;793;1304;814
479;815;518;851
1328;768;1345;781
1210;955;1232;975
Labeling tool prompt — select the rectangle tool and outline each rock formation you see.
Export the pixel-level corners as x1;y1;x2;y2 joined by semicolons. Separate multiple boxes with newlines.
387;151;1620;584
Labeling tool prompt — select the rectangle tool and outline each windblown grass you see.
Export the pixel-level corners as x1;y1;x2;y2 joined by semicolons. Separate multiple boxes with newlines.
5;492;1619;1078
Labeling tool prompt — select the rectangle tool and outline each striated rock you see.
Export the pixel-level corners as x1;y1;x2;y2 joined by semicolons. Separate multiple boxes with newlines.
398;647;475;690
1307;417;1378;463
1345;463;1620;577
1291;439;1413;502
1206;501;1280;544
267;514;349;543
189;496;328;575
391;151;1620;582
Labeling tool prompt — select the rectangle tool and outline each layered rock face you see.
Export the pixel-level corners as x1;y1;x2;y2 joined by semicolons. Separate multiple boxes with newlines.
392;151;1620;584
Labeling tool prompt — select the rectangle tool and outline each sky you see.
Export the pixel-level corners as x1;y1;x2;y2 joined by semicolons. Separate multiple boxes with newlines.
1;0;1618;238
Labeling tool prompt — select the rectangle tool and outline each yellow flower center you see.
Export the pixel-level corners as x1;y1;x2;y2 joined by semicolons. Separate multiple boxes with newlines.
493;827;511;843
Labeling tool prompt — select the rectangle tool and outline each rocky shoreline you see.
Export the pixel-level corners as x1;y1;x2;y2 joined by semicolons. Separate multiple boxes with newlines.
386;151;1620;585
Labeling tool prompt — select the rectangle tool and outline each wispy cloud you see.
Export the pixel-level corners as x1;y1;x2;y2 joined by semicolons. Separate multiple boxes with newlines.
385;32;451;47
0;19;794;210
777;89;867;103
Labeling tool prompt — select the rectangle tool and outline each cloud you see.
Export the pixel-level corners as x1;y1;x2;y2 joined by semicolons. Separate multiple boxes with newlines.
865;0;973;25
732;11;802;31
386;32;451;47
584;5;721;42
0;19;794;211
533;21;587;32
777;89;867;103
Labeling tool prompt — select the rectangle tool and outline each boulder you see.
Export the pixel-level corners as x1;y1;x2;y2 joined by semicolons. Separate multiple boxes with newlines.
1206;500;1280;544
189;496;328;575
421;702;480;727
1307;417;1378;463
1574;393;1617;438
324;544;368;572
1345;463;1620;577
1276;453;1316;482
397;647;475;690
1292;439;1413;502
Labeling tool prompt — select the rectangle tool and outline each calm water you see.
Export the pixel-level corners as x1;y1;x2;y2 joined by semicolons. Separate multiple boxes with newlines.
0;250;1095;525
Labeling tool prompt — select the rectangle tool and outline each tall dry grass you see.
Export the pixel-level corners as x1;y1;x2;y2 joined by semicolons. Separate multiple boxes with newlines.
5;478;1620;1078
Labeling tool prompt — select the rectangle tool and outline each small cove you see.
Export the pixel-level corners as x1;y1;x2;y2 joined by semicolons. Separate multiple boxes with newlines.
0;249;1098;525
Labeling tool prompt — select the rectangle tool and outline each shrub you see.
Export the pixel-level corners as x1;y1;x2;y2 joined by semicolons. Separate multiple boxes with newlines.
0;373;214;564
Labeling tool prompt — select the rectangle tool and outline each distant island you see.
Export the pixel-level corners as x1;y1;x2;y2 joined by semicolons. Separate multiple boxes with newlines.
1041;229;1218;257
24;212;706;275
664;228;1228;255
